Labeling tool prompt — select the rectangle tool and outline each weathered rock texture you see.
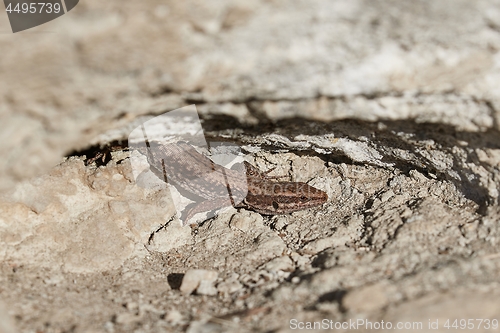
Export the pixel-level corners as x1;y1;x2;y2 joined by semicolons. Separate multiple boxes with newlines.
1;0;500;332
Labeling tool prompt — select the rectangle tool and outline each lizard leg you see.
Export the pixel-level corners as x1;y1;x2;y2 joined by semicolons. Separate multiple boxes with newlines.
182;197;233;226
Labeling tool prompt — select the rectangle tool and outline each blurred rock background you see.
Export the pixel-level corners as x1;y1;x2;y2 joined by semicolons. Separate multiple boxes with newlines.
3;0;500;192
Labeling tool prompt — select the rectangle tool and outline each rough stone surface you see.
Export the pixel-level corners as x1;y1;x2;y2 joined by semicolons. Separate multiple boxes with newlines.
0;301;17;333
180;269;218;295
2;1;500;332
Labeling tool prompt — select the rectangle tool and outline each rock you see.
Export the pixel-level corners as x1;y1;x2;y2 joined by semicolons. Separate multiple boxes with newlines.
164;309;184;325
3;1;500;332
383;290;500;328
115;312;142;325
196;280;218;296
302;214;364;254
148;221;193;252
216;274;243;295
244;231;287;263
186;321;224;333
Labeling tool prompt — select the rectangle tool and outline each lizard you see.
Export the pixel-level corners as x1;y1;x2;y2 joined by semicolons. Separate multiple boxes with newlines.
136;141;328;225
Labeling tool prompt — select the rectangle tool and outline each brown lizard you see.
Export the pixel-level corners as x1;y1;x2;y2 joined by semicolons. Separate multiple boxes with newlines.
137;141;328;225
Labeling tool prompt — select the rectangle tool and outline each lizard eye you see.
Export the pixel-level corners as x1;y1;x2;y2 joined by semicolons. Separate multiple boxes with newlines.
300;196;308;201
272;201;279;210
